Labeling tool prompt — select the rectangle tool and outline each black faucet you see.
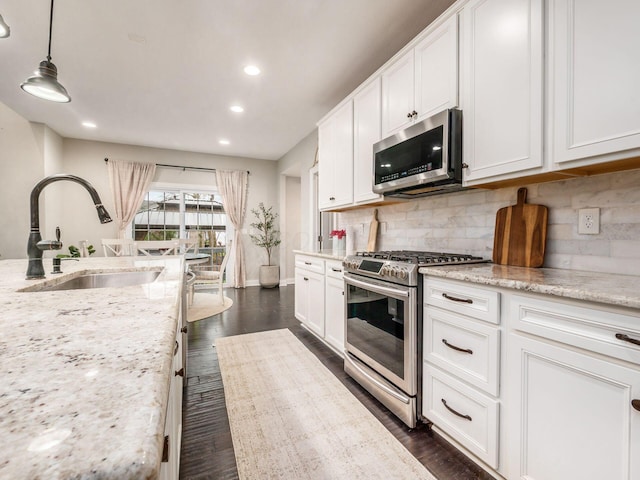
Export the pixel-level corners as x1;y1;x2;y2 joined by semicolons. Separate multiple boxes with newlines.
27;174;113;279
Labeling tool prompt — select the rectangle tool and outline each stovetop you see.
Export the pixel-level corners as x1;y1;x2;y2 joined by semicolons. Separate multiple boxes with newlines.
344;250;488;286
354;250;486;265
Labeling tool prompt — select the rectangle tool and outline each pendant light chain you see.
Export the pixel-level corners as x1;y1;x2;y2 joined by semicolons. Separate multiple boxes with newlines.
47;0;55;62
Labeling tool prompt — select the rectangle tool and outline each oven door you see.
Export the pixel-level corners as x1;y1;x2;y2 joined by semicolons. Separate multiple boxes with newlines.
344;273;417;396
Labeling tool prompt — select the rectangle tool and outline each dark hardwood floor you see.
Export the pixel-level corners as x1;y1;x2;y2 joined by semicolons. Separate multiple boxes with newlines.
180;285;494;480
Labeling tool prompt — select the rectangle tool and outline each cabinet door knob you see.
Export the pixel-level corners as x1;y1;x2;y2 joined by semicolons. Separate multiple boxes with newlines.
441;398;472;421
175;367;185;377
161;435;169;462
632;399;640;412
411;110;418;117
181;326;188;334
329;196;336;201
407;112;413;118
303;277;309;281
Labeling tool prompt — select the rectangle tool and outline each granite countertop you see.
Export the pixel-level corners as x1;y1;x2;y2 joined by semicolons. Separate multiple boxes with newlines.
293;249;347;261
0;256;184;479
420;263;640;310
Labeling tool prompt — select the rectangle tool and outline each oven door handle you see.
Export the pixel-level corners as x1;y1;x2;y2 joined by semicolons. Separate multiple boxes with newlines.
345;275;410;298
344;354;410;405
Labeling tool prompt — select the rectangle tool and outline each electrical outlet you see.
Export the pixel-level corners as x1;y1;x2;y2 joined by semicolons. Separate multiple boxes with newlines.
578;208;600;235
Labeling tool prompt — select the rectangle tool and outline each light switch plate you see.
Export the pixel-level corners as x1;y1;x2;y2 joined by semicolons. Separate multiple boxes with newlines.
578;208;600;235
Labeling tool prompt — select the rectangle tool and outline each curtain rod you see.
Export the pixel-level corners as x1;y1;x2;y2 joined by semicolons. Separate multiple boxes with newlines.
104;158;249;174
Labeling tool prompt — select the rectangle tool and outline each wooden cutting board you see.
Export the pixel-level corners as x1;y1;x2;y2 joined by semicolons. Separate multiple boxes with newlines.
493;188;548;267
367;209;379;252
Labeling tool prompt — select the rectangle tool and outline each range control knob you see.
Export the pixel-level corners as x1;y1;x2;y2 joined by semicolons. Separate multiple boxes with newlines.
399;269;408;280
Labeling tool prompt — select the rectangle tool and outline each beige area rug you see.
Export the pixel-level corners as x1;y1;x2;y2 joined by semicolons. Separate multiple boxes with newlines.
216;329;437;480
187;294;233;322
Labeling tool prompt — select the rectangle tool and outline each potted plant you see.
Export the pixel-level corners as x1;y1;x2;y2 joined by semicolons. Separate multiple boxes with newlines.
249;202;282;288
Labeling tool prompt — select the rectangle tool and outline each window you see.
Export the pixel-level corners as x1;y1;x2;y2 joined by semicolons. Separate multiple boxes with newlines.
133;188;227;265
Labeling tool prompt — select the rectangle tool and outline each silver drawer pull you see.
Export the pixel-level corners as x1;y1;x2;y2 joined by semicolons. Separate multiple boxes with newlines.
442;399;472;421
331;267;342;272
442;339;473;355
616;333;640;346
442;292;473;304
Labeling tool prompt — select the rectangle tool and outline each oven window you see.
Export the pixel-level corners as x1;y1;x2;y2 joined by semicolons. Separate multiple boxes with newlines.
346;283;405;379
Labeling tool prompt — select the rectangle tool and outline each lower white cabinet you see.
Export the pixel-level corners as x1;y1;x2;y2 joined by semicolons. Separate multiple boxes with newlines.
158;308;185;480
295;254;345;355
504;293;640;480
506;332;640;480
294;267;325;338
423;276;640;479
324;261;345;353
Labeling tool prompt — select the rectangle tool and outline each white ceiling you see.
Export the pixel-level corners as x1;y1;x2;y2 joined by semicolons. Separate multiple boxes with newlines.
0;0;455;161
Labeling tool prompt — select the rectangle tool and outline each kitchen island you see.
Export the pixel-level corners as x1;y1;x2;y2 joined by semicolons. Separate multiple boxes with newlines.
0;256;184;479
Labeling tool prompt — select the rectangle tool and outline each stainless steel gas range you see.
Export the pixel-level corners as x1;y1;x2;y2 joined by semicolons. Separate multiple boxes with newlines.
343;250;487;428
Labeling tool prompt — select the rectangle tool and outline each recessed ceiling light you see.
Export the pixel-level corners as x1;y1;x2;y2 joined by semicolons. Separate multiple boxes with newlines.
230;105;244;113
82;121;97;128
244;65;260;76
219;139;230;145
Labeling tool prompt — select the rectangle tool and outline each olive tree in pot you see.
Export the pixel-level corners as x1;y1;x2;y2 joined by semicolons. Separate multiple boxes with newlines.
249;203;282;288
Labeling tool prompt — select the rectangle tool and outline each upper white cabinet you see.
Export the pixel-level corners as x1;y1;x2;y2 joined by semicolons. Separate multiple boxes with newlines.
353;77;383;204
550;0;640;167
460;0;544;184
381;15;459;138
318;100;354;211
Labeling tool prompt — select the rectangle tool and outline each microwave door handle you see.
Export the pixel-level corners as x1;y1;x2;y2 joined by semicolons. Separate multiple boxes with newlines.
345;276;410;298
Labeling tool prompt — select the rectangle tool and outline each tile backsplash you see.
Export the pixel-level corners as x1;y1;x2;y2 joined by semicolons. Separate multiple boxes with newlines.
338;168;640;275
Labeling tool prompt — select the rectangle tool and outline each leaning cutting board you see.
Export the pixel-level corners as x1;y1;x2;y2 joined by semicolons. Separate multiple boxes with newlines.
367;209;379;252
493;188;548;267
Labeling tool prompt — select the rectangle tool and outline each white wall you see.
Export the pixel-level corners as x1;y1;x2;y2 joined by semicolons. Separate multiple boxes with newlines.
0;102;46;259
284;176;301;281
337;168;640;275
48;138;278;285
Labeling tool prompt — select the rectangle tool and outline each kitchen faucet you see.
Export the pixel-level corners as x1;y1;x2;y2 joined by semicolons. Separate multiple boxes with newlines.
27;174;112;279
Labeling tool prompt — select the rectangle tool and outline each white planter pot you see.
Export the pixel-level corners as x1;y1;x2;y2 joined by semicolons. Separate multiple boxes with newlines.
259;265;280;288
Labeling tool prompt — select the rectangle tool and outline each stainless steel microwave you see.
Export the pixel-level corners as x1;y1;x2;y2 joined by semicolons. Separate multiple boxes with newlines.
373;108;463;198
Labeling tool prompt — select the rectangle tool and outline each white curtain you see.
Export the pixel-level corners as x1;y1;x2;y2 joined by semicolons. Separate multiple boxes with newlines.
107;159;157;239
215;169;248;288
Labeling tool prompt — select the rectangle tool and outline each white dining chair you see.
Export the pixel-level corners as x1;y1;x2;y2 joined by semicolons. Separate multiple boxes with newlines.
102;238;138;257
136;240;180;256
189;241;232;306
179;238;199;254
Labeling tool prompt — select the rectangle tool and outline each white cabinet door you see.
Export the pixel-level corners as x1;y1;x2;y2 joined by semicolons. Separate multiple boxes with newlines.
353;77;382;204
305;270;325;338
460;0;543;184
414;15;459;123
294;268;310;324
506;333;640;480
550;0;640;166
381;50;415;137
318;101;354;210
324;274;345;354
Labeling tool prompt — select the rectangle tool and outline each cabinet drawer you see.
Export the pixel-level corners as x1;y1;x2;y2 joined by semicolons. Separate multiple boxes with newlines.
423;364;499;468
425;278;500;324
509;294;640;365
325;260;344;280
295;255;325;274
425;307;500;396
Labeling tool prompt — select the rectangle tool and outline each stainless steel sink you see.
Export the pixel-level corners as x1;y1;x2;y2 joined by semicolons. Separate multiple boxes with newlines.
33;270;161;292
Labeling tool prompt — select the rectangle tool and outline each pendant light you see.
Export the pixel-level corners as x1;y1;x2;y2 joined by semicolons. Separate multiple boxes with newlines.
0;14;9;38
20;0;70;103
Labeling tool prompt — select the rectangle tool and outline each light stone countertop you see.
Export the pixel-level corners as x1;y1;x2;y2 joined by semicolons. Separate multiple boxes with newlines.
293;249;347;261
0;256;184;479
420;263;640;310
